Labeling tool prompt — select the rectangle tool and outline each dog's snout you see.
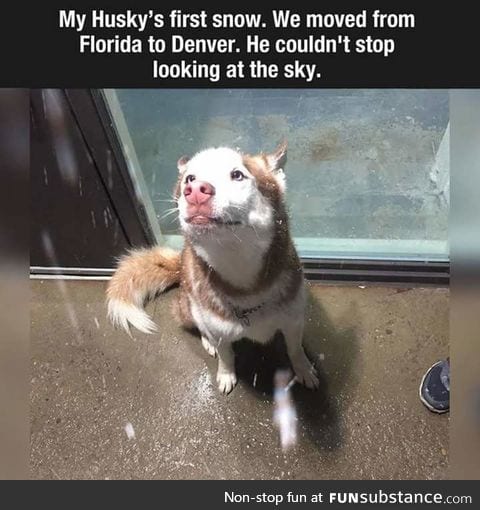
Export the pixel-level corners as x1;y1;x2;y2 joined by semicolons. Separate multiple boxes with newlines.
184;181;215;205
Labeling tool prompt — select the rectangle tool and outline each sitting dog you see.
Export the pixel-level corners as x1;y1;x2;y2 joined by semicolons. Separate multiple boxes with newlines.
106;142;319;394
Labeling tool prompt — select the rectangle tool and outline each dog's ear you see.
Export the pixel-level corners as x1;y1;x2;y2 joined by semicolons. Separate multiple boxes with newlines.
266;140;287;173
177;155;190;173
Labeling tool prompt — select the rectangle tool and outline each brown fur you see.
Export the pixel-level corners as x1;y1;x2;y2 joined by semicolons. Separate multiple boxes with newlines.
172;285;196;329
106;246;181;304
242;154;284;210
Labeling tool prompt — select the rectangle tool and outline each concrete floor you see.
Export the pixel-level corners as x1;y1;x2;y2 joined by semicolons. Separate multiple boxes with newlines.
31;280;449;480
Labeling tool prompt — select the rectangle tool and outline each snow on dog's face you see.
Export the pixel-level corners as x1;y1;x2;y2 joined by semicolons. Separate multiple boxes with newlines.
175;143;288;239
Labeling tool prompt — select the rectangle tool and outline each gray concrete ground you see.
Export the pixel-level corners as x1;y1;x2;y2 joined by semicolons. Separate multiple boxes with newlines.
31;280;449;479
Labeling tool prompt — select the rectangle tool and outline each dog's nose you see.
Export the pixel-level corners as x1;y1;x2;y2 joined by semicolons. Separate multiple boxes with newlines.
184;181;215;205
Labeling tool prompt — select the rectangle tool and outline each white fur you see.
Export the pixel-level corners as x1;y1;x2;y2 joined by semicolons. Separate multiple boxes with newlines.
201;336;217;357
178;147;278;289
178;148;255;222
190;300;243;343
107;299;157;335
107;251;174;335
190;275;306;347
217;370;237;394
272;168;286;193
192;225;272;289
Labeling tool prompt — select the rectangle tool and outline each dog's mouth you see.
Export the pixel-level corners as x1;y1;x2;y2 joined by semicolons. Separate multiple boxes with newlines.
185;215;242;226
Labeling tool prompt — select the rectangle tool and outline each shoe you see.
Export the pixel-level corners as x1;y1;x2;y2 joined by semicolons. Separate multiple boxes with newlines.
419;359;450;414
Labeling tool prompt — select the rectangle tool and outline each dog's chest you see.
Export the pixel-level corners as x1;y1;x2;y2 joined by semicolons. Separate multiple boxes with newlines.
188;276;305;344
190;297;280;344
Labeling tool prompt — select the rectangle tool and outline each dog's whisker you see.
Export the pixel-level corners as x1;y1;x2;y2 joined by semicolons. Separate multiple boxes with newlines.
158;208;179;222
158;208;178;217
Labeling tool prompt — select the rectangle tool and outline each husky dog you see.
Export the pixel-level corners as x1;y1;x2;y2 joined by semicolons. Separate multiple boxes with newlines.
107;142;318;394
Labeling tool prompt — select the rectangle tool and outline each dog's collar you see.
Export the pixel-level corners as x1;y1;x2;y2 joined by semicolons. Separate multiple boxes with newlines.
229;302;265;326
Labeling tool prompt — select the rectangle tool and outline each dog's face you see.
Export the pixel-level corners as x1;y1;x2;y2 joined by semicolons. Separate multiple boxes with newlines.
175;143;287;240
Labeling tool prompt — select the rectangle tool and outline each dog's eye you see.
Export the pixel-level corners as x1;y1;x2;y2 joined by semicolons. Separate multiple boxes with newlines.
231;169;245;181
185;174;195;184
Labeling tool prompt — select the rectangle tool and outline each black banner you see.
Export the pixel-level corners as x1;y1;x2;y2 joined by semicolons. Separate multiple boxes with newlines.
2;481;478;507
1;1;479;87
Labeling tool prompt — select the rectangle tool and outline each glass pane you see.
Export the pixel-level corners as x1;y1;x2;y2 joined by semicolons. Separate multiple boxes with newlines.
105;89;449;261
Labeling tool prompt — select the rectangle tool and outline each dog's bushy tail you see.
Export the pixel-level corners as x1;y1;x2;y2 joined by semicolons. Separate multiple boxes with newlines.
106;246;181;334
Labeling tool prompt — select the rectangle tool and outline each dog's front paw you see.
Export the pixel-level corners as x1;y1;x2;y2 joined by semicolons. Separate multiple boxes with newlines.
293;362;319;389
216;370;237;394
201;336;217;358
